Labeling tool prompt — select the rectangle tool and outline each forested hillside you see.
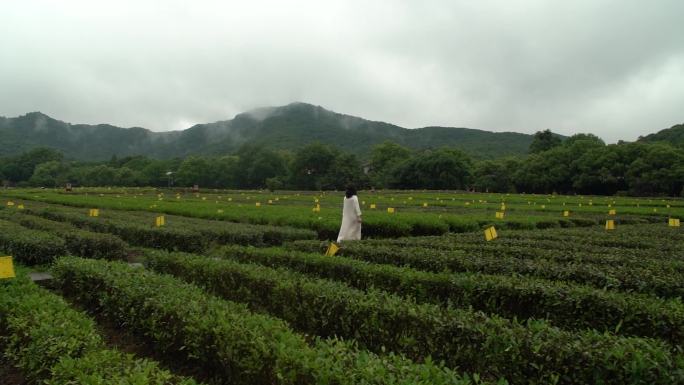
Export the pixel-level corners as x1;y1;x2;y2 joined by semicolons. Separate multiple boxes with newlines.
0;103;534;160
638;123;684;147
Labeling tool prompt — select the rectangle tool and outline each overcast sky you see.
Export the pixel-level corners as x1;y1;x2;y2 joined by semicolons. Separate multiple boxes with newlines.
1;0;683;142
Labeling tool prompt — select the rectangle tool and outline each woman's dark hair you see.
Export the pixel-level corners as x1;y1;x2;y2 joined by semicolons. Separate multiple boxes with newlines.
345;185;357;198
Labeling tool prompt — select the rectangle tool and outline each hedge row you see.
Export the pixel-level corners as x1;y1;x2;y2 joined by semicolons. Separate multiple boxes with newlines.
0;267;199;384
286;240;684;298
0;210;127;260
360;224;683;258
213;245;684;347
145;249;684;385
51;256;479;385
27;206;315;252
0;219;66;265
3;191;607;238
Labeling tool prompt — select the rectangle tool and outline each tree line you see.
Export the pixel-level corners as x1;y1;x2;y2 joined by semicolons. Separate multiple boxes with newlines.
1;130;683;196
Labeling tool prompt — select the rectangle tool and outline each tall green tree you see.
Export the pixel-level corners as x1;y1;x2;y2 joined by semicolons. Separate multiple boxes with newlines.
390;148;472;189
472;158;520;192
529;130;562;154
28;161;69;187
289;143;338;190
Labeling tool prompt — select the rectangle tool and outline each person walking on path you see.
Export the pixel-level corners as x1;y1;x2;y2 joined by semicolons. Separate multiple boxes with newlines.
336;186;362;242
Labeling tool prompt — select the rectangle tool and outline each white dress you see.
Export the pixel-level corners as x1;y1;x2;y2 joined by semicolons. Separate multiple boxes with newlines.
337;195;362;242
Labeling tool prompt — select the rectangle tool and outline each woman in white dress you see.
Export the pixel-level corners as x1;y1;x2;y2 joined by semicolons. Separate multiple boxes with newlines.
336;186;362;242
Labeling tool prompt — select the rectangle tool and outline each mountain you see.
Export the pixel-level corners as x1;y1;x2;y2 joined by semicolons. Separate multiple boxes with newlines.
0;103;537;160
638;123;684;147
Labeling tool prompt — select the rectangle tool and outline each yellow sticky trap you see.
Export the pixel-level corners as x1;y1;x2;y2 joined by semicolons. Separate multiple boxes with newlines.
423;203;428;207
89;209;99;217
268;200;273;204
325;243;340;257
541;205;546;209
6;201;14;206
370;204;376;209
17;204;24;210
387;207;395;214
667;204;671;208
495;211;504;219
228;198;232;201
0;256;15;279
605;220;615;230
202;197;207;201
362;201;366;205
255;202;261;207
608;209;616;215
669;218;680;227
155;216;165;227
563;210;570;217
408;197;413;200
653;208;658;213
465;202;470;206
484;226;498;241
217;209;224;214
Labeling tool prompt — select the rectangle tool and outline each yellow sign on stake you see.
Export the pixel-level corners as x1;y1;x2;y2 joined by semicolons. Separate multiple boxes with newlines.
484;226;498;241
0;256;15;279
563;210;570;217
325;243;339;257
387;207;395;214
155;216;165;227
370;204;376;209
605;219;615;230
495;211;504;219
89;209;99;217
255;202;261;207
669;218;680;227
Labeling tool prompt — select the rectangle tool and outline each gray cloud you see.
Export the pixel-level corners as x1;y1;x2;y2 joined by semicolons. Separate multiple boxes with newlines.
1;0;682;143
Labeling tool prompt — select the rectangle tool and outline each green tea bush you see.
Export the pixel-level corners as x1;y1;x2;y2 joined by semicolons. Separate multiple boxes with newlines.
0;219;66;265
52;256;480;385
214;245;684;348
146;250;684;385
0;210;127;260
0;268;199;384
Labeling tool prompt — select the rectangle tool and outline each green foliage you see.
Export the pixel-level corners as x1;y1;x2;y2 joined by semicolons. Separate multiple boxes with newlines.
236;144;288;188
224;244;684;346
369;141;412;187
472;158;520;193
529;129;563;153
0;268;199;384
25;204;316;252
0;219;66;264
52;256;477;385
389;148;472;189
145;250;683;385
0;210;128;260
639;123;684;147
